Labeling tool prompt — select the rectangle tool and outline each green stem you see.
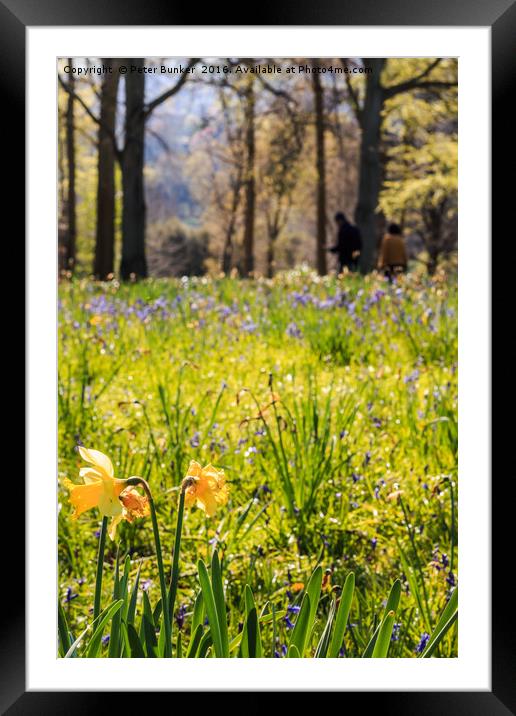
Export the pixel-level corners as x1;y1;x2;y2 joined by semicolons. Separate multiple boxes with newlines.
168;488;186;648
93;516;108;621
126;477;172;658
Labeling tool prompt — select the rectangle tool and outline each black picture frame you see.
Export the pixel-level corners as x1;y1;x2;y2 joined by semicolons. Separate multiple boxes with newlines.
6;0;512;711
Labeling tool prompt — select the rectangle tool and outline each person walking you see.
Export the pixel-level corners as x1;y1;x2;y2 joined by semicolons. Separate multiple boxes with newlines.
328;212;362;273
377;223;408;281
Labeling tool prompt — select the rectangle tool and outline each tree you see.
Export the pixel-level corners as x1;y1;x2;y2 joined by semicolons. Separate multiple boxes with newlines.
215;90;245;274
185;87;245;275
59;58;77;274
59;58;197;280
120;59;197;279
94;60;120;279
343;58;457;272
120;59;147;279
312;60;328;275
242;72;256;277
258;106;303;277
379;92;458;273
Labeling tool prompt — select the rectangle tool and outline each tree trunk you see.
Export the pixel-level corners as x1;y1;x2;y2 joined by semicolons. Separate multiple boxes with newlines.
242;77;255;277
221;229;234;275
354;59;386;273
221;210;237;275
221;184;240;274
120;59;147;280
94;61;120;280
58;114;68;274
266;230;278;279
312;62;327;276
64;58;77;273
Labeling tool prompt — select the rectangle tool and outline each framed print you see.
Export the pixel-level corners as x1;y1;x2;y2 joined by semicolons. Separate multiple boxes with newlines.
4;0;512;711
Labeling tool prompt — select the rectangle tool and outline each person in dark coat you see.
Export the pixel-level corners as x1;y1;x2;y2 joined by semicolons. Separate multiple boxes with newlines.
328;212;362;273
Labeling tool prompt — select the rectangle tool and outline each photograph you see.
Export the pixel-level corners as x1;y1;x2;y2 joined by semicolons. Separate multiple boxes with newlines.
56;56;459;660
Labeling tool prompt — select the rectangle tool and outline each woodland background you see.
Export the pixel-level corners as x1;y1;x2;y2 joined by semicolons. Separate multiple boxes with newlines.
57;57;458;280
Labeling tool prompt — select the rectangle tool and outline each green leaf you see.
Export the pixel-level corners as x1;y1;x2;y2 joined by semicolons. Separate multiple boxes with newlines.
211;551;230;657
197;630;213;658
328;572;355;658
372;610;396;658
363;579;401;658
315;598;336;658
288;644;301;658
109;553;129;657
288;594;311;657
142;615;158;658
421;588;458;658
58;599;72;657
126;561;142;626
244;607;259;658
153;597;163;626
242;585;262;657
86;600;124;658
186;623;204;658
303;566;323;653
197;559;223;658
120;620;131;658
127;622;146;658
229;609;287;654
142;590;155;628
64;624;91;659
191;591;204;634
398;543;432;632
141;591;158;657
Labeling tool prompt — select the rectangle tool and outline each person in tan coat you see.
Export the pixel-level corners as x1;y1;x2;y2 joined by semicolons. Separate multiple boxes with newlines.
377;223;408;280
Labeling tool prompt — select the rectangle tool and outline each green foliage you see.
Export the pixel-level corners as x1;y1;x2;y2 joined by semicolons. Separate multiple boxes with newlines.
58;554;457;659
380;60;458;269
58;270;458;657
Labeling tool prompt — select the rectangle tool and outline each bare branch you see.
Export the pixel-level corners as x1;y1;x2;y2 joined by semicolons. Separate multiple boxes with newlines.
340;59;362;122
143;59;199;117
58;73;101;127
254;73;297;106
147;128;171;154
58;73;122;161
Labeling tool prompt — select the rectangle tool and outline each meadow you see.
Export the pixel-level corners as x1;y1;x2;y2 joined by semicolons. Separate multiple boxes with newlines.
58;267;458;658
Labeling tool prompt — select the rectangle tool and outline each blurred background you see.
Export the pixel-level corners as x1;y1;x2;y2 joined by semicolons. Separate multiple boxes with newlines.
57;57;458;280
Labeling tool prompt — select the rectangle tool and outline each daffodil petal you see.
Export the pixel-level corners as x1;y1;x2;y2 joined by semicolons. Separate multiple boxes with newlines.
64;478;104;519
78;447;114;478
79;467;103;484
184;488;196;509
198;491;218;517
186;460;202;478
108;514;124;540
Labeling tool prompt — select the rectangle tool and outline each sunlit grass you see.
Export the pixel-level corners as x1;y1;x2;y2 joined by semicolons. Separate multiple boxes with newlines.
58;267;458;657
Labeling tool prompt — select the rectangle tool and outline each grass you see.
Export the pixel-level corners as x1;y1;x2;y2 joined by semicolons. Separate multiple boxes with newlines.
58;266;458;657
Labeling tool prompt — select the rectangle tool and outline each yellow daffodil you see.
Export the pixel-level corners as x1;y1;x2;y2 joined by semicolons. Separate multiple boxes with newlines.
63;446;149;539
182;460;229;517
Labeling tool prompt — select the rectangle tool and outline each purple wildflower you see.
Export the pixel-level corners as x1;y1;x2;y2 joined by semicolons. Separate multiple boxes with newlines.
415;633;430;654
